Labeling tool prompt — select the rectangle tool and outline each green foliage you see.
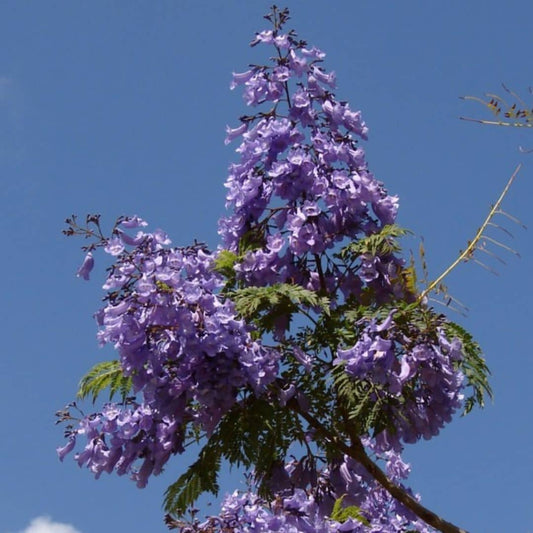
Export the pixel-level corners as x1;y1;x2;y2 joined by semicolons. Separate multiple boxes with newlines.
401;261;419;297
155;280;175;293
231;283;330;333
77;360;132;404
444;321;493;414
238;226;268;255
213;249;239;286
164;395;303;517
332;302;472;437
337;224;410;260
332;363;393;437
330;494;370;526
164;439;222;517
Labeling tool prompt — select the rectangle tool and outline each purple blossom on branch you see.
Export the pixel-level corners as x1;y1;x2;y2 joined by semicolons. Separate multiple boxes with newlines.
58;7;488;533
60;229;280;486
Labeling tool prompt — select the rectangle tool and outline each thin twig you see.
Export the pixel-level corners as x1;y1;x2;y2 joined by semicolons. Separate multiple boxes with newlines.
417;165;521;304
459;116;532;127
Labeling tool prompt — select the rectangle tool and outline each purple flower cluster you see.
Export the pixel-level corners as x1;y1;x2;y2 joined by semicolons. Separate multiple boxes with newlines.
335;312;464;452
59;8;474;533
179;440;435;533
217;10;465;461
59;218;279;486
219;23;402;300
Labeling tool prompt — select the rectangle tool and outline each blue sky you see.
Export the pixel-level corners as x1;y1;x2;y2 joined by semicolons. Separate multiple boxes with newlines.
1;1;532;532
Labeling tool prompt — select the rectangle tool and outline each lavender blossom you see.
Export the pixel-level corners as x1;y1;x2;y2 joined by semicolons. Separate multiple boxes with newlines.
335;313;465;451
218;20;401;301
60;227;280;485
59;8;481;533
179;443;436;533
76;252;94;280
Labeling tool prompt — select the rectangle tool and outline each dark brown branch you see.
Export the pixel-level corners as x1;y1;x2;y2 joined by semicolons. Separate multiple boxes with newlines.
347;438;468;533
286;398;469;533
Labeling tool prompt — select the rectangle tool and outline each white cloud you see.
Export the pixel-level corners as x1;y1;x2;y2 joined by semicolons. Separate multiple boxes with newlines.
11;516;82;533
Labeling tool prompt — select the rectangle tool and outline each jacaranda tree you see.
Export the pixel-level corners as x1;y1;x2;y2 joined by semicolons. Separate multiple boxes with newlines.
57;7;524;533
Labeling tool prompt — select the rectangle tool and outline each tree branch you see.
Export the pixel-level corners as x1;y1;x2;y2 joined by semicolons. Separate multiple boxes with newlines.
417;164;521;304
286;398;469;533
347;438;468;533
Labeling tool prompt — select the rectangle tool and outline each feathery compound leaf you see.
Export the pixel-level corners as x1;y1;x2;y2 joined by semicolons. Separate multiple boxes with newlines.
214;396;302;496
77;360;133;404
338;224;411;260
444;321;492;414
332;364;390;436
233;283;328;313
164;396;302;516
330;495;370;526
213;249;239;283
231;283;329;332
164;442;222;517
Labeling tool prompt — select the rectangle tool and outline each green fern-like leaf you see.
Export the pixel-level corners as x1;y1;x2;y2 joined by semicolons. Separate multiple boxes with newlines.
333;361;397;437
77;360;132;404
215;396;301;493
231;283;329;333
338;225;410;260
238;226;267;254
233;284;329;317
164;443;222;517
330;494;370;525
213;249;239;280
164;396;302;517
444;321;492;414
